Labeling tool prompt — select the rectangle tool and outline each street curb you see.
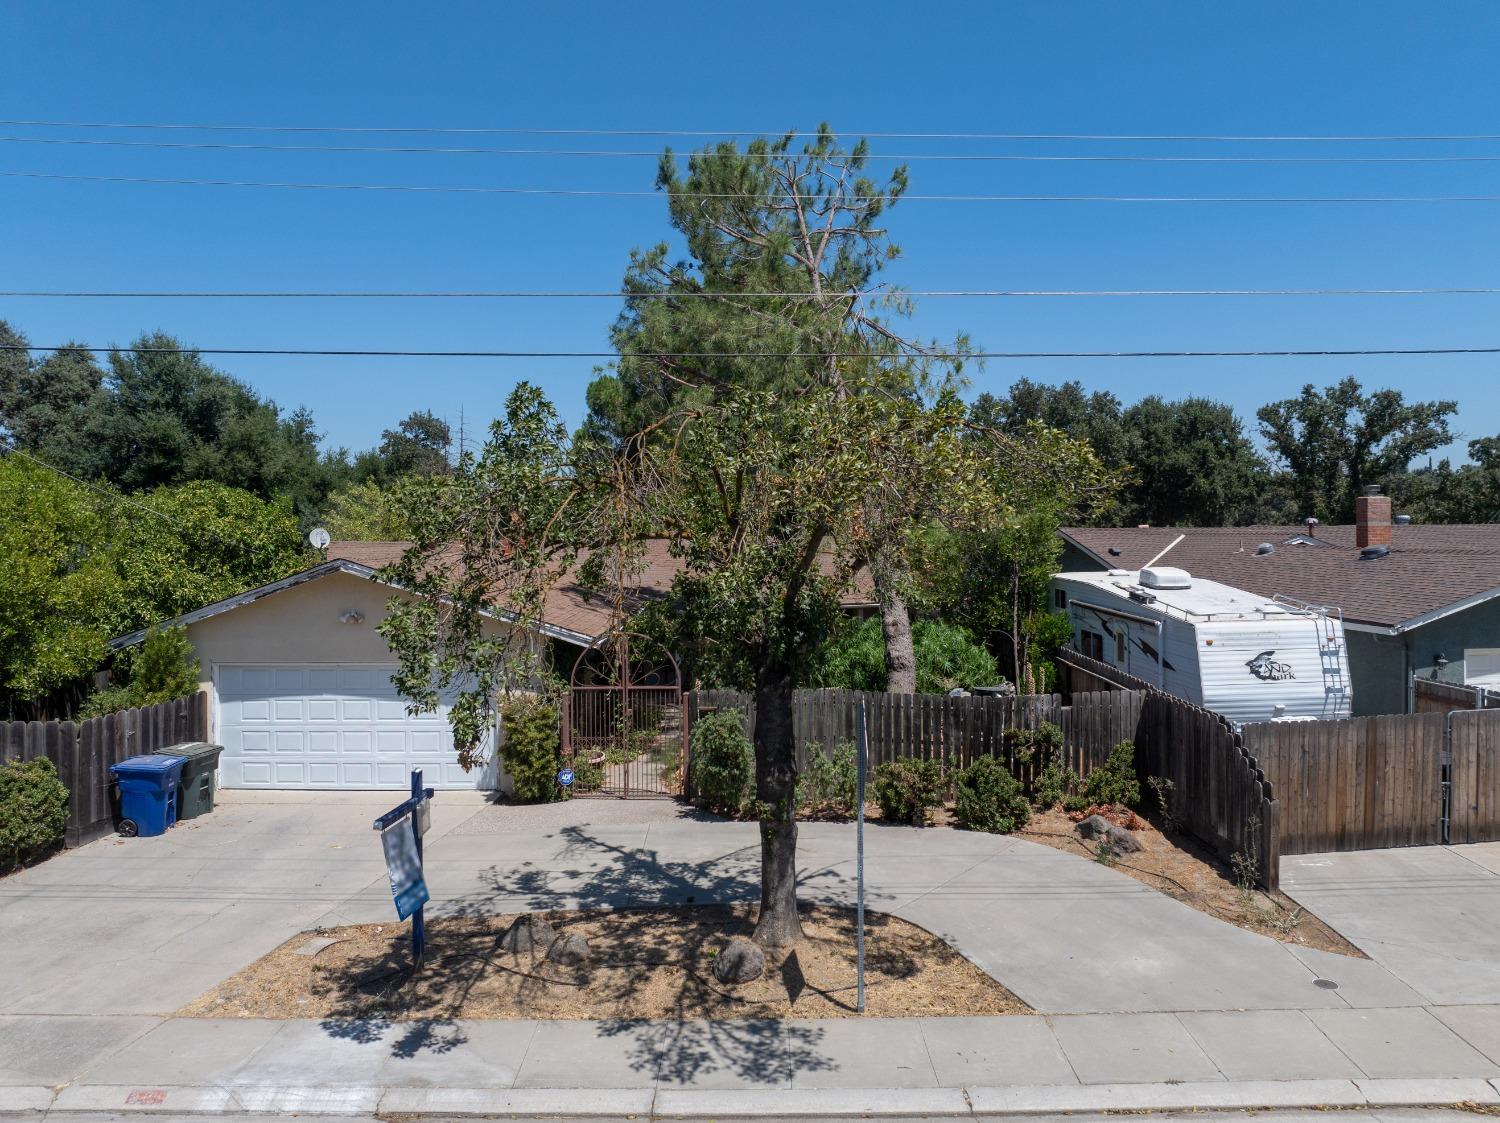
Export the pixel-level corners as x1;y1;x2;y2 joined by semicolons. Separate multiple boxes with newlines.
12;1077;1500;1116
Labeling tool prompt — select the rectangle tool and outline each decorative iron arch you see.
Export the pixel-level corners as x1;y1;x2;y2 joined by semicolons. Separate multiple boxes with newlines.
564;632;684;798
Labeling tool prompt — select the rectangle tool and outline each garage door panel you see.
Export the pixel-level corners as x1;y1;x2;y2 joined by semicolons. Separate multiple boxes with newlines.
307;698;339;720
219;663;487;790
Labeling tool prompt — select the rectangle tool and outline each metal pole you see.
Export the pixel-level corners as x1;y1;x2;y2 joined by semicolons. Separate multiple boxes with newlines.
410;768;425;966
855;699;868;1014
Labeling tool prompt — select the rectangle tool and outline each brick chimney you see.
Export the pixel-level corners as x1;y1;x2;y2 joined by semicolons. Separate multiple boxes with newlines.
1355;485;1392;549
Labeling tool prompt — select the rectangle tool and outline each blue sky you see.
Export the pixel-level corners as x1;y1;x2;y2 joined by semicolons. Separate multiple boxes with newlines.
2;1;1498;461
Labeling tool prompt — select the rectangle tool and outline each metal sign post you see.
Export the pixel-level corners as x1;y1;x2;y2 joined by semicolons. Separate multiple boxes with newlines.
855;699;868;1014
373;768;435;966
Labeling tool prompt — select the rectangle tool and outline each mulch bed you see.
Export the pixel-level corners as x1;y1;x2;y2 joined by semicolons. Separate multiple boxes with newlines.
1018;806;1363;957
179;903;1029;1021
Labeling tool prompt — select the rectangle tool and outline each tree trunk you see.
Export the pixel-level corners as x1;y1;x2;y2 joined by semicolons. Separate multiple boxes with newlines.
870;551;917;694
751;668;803;947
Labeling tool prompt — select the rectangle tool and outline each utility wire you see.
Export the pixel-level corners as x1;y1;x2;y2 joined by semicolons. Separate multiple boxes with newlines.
5;343;1500;360
9;170;1500;203
10;134;1500;163
7;119;1500;142
6;287;1500;299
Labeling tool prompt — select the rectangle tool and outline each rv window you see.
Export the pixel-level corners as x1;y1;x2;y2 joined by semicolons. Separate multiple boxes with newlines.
1115;630;1128;665
1081;630;1104;660
1054;588;1067;609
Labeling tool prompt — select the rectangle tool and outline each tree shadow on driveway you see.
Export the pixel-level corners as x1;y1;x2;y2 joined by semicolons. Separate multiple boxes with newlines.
307;825;858;1083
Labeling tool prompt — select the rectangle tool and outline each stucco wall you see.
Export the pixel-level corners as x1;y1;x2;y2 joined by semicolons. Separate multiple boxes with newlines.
185;570;504;686
1406;595;1500;687
1346;628;1408;716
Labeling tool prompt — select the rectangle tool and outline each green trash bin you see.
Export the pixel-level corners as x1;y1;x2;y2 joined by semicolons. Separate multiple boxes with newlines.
152;742;223;820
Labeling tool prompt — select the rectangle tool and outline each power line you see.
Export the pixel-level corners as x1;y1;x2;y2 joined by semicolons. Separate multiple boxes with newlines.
9;170;1500;203
5;343;1500;360
11;134;1500;163
7;118;1500;142
6;287;1500;299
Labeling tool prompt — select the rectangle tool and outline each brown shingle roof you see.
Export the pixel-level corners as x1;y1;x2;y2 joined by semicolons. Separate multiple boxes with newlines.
1060;524;1500;629
329;538;877;643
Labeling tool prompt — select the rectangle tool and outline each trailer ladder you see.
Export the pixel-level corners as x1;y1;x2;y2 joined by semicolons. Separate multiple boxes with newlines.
1272;594;1348;714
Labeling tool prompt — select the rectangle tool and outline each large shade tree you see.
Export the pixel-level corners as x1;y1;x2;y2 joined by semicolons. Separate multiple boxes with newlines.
583;127;973;694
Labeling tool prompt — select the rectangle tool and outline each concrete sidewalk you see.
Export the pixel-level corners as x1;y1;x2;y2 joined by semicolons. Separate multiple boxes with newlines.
7;1005;1500;1116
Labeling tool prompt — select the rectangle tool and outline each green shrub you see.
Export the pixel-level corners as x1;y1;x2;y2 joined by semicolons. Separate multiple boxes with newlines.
1033;760;1082;810
1004;722;1063;765
799;742;859;819
811;617;1000;694
499;696;562;802
0;757;68;868
1082;740;1141;808
954;755;1032;833
873;758;945;825
80;627;200;719
690;709;754;817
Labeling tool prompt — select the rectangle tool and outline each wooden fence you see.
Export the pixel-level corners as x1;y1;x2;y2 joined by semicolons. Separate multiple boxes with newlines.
0;693;209;847
1242;713;1446;856
1055;648;1158;697
687;687;1140;778
689;684;1280;886
1133;691;1280;887
1414;677;1500;714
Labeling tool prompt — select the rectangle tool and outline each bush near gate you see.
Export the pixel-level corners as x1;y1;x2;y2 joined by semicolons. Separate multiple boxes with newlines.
873;758;945;825
500;696;563;802
954;754;1031;834
689;709;754;817
0;757;68;869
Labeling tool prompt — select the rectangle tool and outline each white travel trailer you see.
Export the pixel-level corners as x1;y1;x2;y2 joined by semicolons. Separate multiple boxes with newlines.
1053;566;1352;725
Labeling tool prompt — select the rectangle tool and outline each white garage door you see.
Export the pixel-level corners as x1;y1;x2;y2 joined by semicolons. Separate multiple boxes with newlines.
216;664;490;790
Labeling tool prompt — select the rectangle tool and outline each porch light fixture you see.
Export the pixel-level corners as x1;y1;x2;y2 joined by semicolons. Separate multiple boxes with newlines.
340;610;365;625
1435;652;1451;669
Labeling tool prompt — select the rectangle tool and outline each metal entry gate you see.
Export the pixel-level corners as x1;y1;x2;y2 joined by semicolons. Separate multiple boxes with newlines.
562;633;686;798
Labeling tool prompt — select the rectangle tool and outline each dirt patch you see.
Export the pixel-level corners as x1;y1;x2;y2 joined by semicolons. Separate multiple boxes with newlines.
1018;806;1363;957
178;903;1028;1021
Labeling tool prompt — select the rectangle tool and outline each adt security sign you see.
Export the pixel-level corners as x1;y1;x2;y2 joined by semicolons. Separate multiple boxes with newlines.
558;767;575;787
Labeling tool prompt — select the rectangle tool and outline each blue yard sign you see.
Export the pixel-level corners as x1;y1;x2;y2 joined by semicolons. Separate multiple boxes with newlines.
373;769;435;964
558;767;575;787
380;817;429;921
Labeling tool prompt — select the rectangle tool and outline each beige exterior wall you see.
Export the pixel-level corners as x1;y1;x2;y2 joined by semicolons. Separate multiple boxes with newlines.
186;569;521;791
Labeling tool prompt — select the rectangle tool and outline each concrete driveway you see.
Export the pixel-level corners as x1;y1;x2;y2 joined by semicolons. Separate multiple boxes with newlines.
0;790;1421;1021
1282;844;1500;1005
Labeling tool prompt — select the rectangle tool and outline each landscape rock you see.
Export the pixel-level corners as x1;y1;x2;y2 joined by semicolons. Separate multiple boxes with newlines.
1075;814;1143;855
1075;814;1113;840
547;932;591;966
501;914;558;955
1104;824;1143;854
713;935;766;984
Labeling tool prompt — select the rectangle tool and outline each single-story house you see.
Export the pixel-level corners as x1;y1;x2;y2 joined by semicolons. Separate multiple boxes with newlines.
111;539;876;791
1059;489;1500;716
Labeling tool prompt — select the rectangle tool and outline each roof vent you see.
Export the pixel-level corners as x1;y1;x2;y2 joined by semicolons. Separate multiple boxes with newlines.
1140;566;1191;590
1255;542;1275;556
1395;514;1412;526
1128;588;1158;604
1359;544;1391;560
1107;547;1122;557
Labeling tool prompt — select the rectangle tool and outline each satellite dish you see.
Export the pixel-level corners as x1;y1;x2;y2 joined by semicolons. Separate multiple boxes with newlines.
308;527;331;551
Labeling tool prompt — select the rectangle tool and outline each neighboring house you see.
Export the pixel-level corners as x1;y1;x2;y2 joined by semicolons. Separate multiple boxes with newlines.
1060;489;1500;716
110;538;876;792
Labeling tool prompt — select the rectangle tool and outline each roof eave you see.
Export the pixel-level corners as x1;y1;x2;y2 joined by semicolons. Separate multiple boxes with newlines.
109;559;598;650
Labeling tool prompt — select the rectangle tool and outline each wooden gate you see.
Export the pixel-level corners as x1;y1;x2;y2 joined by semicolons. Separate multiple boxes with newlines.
562;633;685;798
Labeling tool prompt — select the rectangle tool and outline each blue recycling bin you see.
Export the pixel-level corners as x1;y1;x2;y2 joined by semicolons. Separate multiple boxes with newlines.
110;755;186;837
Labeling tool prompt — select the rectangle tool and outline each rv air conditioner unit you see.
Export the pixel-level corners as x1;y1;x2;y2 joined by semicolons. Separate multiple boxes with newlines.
1139;566;1192;590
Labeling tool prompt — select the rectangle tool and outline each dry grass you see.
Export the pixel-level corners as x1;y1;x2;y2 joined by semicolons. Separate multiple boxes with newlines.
179;903;1028;1022
1018;806;1363;957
